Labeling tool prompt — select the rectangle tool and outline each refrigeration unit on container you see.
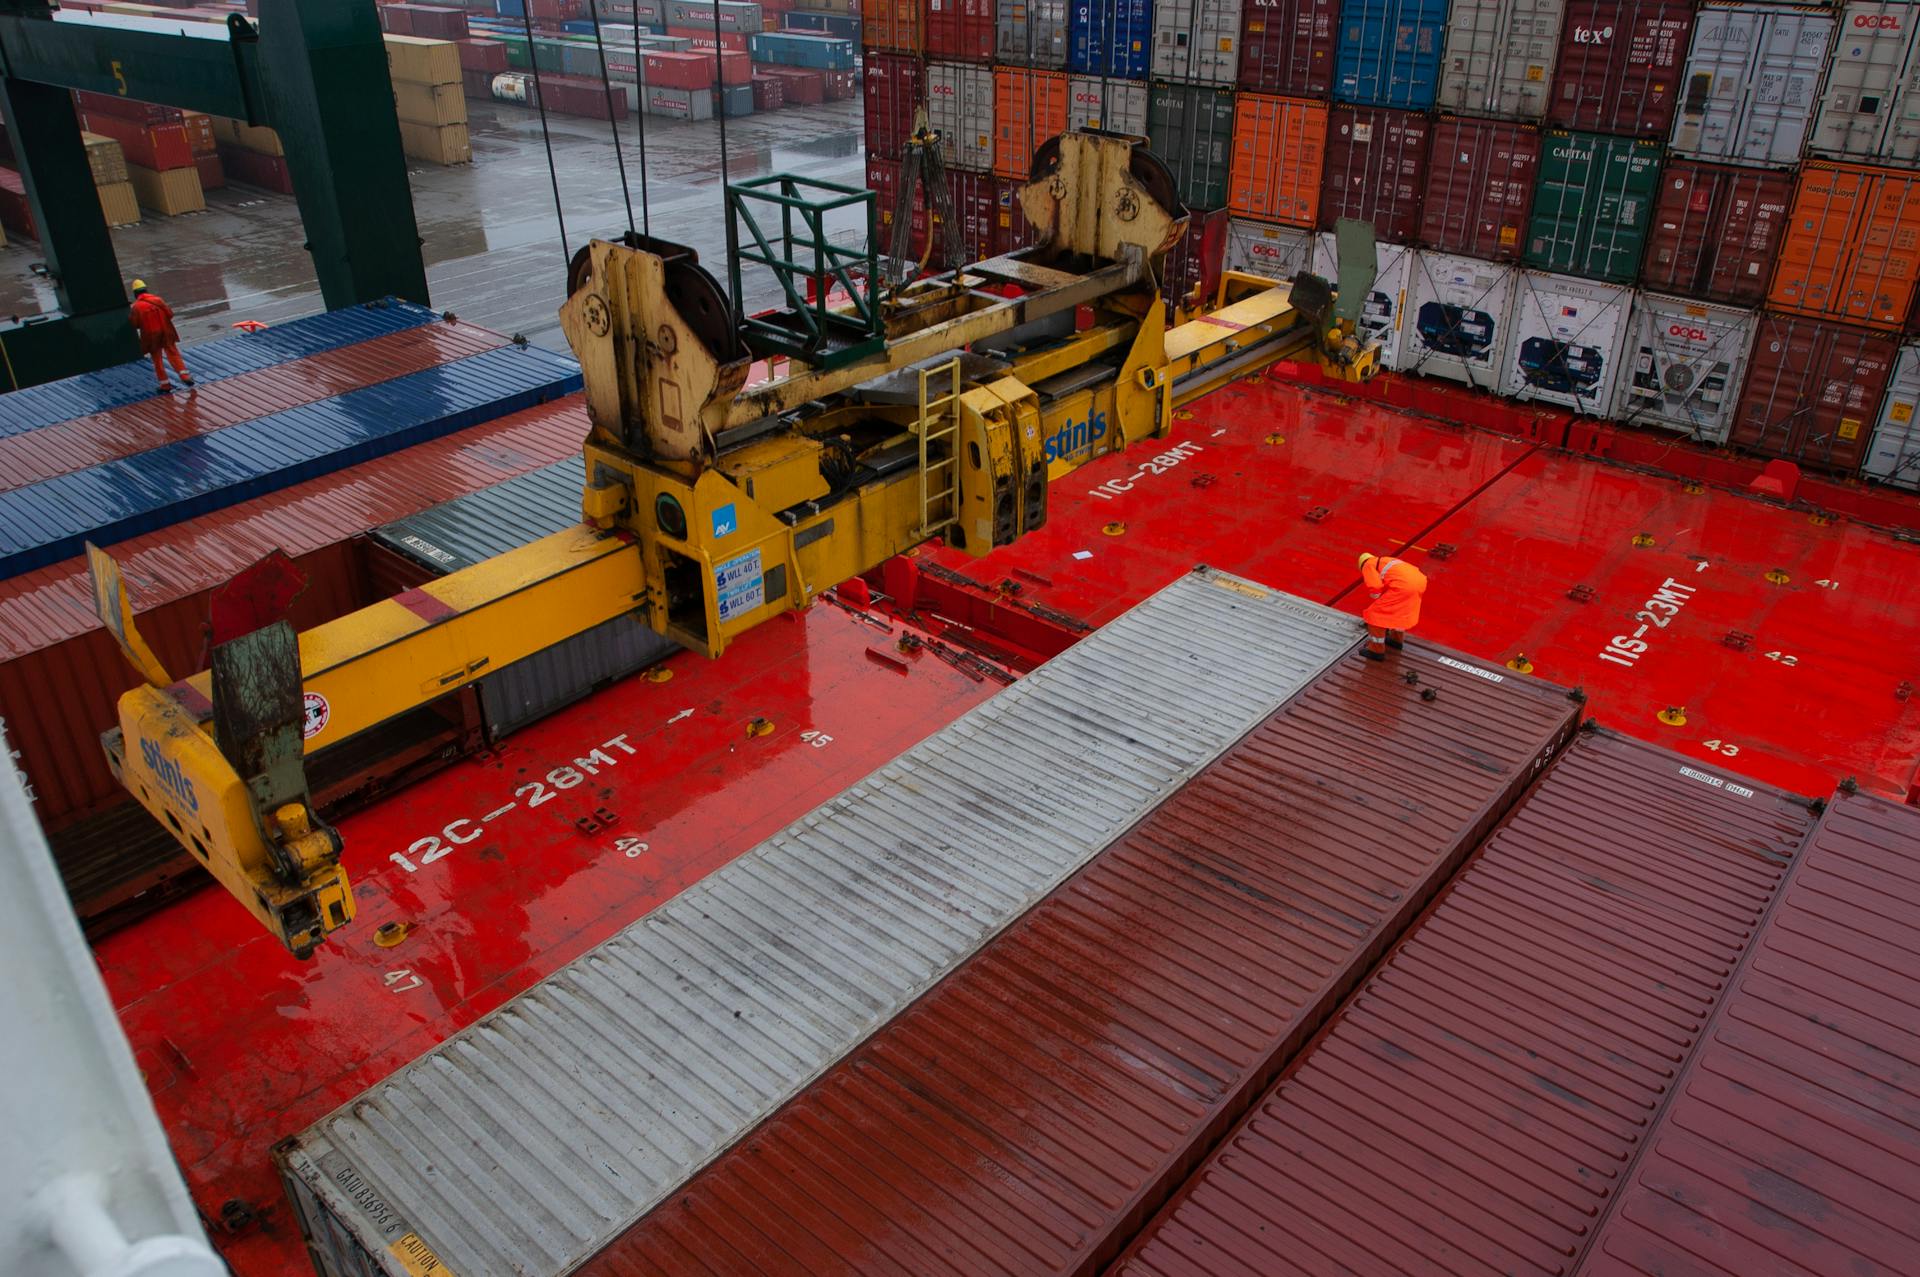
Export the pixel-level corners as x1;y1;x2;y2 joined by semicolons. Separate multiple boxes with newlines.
1810;0;1920;163
863;52;923;161
1396;249;1520;386
860;0;920;50
1147;81;1236;209
997;0;1069;65
1669;4;1832;167
1318;105;1430;242
1237;0;1337;95
1548;0;1694;136
1225;216;1315;276
1434;0;1565;119
1150;0;1240;85
993;67;1070;176
927;61;996;170
1067;73;1148;131
1313;232;1413;366
1335;0;1447;107
1733;312;1900;473
1865;342;1920;488
1068;0;1154;77
1616;292;1757;443
1421;117;1540;261
1500;270;1632;415
1525;129;1661;283
925;0;995;60
1769;161;1920;332
1228;92;1328;224
1641;160;1794;306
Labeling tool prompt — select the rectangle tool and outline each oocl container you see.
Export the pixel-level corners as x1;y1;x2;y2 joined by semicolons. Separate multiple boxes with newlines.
925;0;995;60
1236;0;1338;96
1335;0;1448;107
1420;116;1541;261
1641;160;1794;305
863;51;923;161
1319;105;1430;243
1314;232;1414;366
1147;81;1236;209
1548;0;1694;136
859;0;919;50
1500;269;1633;415
1067;0;1154;77
1224;216;1314;276
1149;0;1240;85
1067;73;1148;131
1434;0;1565;119
1732;312;1899;473
1228;92;1328;224
927;60;995;170
992;67;1070;176
1865;341;1920;488
1616;292;1758;442
1397;248;1519;385
996;0;1069;65
1769;160;1920;331
1810;0;1920;163
1525;129;1661;283
1670;4;1832;167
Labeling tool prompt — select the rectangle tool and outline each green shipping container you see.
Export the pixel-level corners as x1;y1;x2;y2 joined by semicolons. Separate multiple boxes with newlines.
1524;131;1662;284
1147;82;1236;212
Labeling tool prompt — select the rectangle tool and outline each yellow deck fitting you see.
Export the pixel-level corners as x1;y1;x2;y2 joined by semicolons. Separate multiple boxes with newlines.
1103;521;1126;536
373;922;411;949
1657;706;1688;726
1505;654;1535;674
747;717;775;738
644;666;674;683
1766;568;1791;584
1632;532;1656;547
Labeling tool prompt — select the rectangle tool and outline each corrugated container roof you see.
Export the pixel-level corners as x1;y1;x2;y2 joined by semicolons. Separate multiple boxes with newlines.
1111;727;1818;1277
275;569;1361;1277
370;457;583;572
0;299;436;437
1577;790;1920;1277
584;639;1582;1277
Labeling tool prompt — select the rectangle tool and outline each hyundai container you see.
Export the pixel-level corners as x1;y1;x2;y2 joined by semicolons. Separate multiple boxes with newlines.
994;66;1071;176
1769;160;1920;331
1228;92;1328;223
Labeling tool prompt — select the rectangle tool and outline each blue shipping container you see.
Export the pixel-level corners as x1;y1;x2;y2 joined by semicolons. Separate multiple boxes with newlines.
494;0;526;16
1068;0;1154;79
1334;0;1447;109
746;31;856;70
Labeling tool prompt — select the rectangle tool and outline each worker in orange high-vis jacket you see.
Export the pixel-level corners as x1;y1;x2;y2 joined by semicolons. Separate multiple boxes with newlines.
1357;551;1426;661
129;279;193;394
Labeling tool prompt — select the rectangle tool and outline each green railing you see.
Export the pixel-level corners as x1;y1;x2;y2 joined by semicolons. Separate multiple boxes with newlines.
726;174;885;369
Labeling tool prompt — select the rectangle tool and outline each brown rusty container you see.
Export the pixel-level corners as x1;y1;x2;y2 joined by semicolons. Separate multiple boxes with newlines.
1546;0;1694;136
1641;159;1793;307
1319;104;1430;242
1237;0;1339;96
1731;312;1899;474
1420;115;1539;261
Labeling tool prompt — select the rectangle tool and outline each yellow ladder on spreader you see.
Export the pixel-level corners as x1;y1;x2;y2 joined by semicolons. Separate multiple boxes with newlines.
914;357;961;539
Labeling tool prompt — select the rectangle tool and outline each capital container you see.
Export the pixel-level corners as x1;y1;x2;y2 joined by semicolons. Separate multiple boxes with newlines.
996;0;1069;65
1525;129;1661;283
1228;92;1328;224
1147;80;1236;209
1421;117;1540;260
572;636;1583;1277
1068;0;1154;77
859;0;919;49
1547;0;1694;135
1865;341;1920;488
1732;312;1899;473
1670;5;1832;167
1641;160;1794;305
1809;0;1920;163
993;67;1071;176
927;61;996;170
1236;0;1337;95
1319;105;1430;242
1224;216;1315;276
1396;248;1520;386
863;51;923;161
1499;269;1633;415
1314;232;1414;366
1149;0;1240;85
1434;0;1566;119
1335;0;1448;107
1164;204;1232;307
1616;292;1757;442
1769;161;1920;332
1067;73;1148;131
925;0;995;58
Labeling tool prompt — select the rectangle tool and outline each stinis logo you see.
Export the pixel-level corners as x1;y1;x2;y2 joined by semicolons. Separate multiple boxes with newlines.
1044;409;1107;462
139;735;199;813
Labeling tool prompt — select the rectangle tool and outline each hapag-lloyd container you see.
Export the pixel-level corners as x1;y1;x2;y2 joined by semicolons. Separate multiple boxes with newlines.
859;0;920;50
1810;0;1920;163
1434;0;1565;119
1068;0;1154;76
1421;117;1541;261
1067;73;1148;132
927;61;995;170
1319;105;1430;242
1670;4;1832;167
1525;129;1661;282
925;0;995;60
1224;216;1315;277
1616;292;1758;442
1396;249;1520;385
863;52;923;160
993;67;1070;177
1865;342;1920;488
1147;81;1237;209
1150;0;1240;85
996;0;1069;66
1335;0;1448;107
1500;269;1633;415
1733;312;1899;472
1314;232;1414;366
1548;0;1695;135
1228;92;1328;224
1237;0;1338;95
1641;160;1794;305
1769;161;1920;331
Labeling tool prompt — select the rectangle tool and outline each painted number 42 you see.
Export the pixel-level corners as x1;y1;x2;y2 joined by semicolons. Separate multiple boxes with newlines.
1764;651;1799;666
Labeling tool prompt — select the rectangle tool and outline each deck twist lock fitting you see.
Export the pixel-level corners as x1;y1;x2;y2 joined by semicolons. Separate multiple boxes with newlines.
1765;568;1791;585
1657;706;1688;727
1506;653;1535;674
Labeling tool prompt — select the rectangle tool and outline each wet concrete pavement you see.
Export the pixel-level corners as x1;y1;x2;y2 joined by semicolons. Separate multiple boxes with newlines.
0;97;868;352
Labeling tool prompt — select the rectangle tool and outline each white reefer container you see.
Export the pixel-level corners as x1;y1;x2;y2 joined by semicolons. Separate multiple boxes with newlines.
1501;270;1633;416
1615;292;1758;443
1397;249;1520;387
1224;218;1314;278
1865;341;1920;488
1312;232;1414;368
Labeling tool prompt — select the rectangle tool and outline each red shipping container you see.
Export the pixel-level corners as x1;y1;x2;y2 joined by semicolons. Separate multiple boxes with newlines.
821;67;857;99
991;174;1031;256
1237;0;1338;96
462;66;496;99
1548;0;1694;136
217;143;295;194
666;25;749;49
1733;313;1897;474
80;112;194;171
180;111;216;156
377;2;414;34
194;152;225;190
1165;204;1231;309
947;166;997;260
864;52;923;161
457;37;510;73
925;0;994;62
0;166;37;240
1318;105;1428;243
756;64;824;103
642;50;716;89
388;4;469;39
867;155;931;258
539;72;633;119
1420;116;1539;262
1641;160;1792;307
72;90;181;125
529;0;587;18
750;72;786;110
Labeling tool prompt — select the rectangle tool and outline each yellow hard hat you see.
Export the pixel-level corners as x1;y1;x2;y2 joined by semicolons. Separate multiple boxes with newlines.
129;278;147;292
1357;552;1376;570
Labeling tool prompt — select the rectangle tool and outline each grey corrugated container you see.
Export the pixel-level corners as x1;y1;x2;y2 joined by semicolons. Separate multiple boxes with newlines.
1068;73;1148;133
1434;0;1564;119
1669;4;1831;167
927;60;995;169
1151;0;1241;86
275;567;1360;1277
1811;0;1920;162
997;0;1069;67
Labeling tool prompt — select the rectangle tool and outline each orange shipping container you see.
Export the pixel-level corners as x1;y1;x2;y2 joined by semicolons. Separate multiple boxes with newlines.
1769;161;1920;332
1229;93;1326;227
860;0;920;52
993;68;1069;180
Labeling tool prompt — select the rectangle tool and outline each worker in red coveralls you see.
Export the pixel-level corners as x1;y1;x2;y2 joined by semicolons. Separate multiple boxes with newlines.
129;279;194;394
1357;551;1426;661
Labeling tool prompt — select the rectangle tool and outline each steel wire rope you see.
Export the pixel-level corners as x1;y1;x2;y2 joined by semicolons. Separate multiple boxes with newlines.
521;3;571;260
632;0;651;231
587;0;637;236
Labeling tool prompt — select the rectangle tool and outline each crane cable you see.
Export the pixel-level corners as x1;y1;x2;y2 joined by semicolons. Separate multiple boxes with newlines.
519;3;569;261
587;0;636;237
712;0;732;190
631;0;650;232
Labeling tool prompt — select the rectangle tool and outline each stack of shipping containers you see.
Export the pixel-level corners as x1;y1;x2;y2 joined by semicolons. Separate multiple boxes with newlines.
859;0;1920;487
